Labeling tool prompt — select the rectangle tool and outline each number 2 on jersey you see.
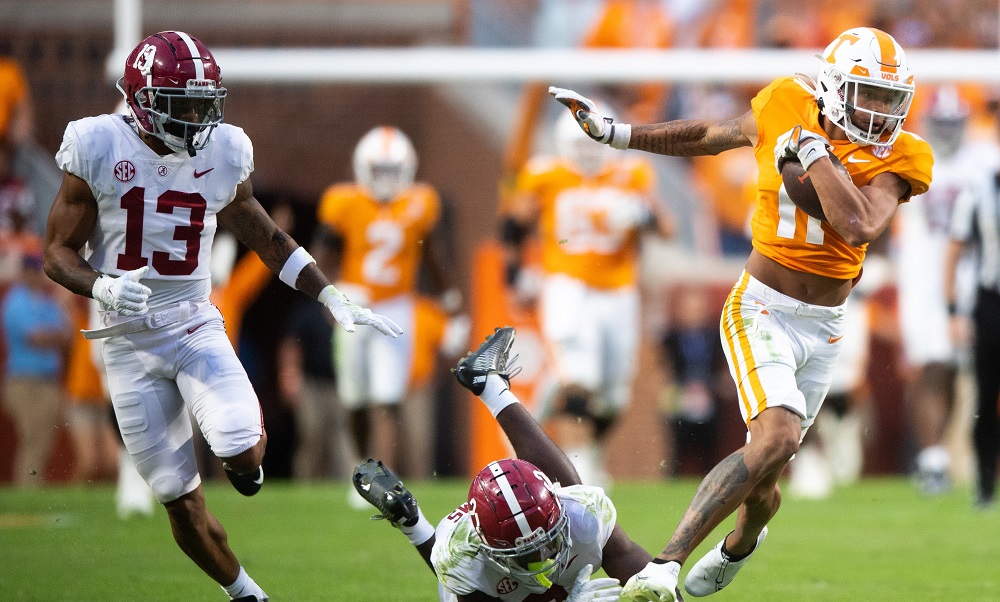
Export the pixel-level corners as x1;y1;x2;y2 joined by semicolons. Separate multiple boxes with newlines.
117;186;207;275
362;220;405;286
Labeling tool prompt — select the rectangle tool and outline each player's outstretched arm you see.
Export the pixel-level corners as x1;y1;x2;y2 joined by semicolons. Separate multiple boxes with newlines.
549;86;756;156
217;180;402;337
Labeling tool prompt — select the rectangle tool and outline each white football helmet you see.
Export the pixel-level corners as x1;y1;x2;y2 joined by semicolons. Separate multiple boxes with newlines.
353;126;417;202
924;85;969;159
815;27;914;147
554;109;613;176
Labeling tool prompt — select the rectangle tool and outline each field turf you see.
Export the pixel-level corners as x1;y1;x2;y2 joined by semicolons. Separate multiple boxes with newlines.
1;478;996;601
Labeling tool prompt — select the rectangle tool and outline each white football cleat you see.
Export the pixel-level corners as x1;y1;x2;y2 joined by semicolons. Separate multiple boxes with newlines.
684;527;767;597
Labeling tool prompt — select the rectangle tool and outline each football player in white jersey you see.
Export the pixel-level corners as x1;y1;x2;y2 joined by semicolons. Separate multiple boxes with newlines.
895;86;999;494
353;327;662;602
42;31;401;602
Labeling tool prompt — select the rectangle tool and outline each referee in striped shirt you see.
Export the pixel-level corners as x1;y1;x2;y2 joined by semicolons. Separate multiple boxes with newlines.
945;167;1000;509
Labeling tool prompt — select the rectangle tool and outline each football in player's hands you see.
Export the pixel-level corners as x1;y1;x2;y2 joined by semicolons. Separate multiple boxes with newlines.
780;154;852;222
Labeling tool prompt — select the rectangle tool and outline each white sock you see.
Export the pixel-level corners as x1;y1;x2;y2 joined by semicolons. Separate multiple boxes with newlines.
221;566;267;601
479;374;519;417
399;507;435;545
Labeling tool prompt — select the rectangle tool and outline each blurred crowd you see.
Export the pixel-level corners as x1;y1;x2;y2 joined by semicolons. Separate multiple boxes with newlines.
2;0;999;514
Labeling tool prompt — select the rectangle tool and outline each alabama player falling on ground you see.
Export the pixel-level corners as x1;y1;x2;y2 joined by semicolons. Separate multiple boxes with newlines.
502;110;672;488
312;126;461;476
42;31;400;602
551;26;932;600
353;327;661;602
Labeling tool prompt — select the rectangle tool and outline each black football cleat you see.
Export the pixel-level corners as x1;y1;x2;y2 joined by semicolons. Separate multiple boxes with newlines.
352;459;419;527
452;326;521;395
223;464;264;497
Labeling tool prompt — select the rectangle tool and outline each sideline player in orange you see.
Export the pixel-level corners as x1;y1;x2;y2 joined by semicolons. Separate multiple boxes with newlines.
313;126;459;471
552;27;932;600
502;111;672;488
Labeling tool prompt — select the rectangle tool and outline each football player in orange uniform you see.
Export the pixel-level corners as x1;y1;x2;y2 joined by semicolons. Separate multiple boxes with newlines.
503;111;672;488
552;27;933;600
313;126;459;471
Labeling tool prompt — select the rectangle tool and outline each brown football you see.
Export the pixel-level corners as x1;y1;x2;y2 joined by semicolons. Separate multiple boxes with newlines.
780;154;852;222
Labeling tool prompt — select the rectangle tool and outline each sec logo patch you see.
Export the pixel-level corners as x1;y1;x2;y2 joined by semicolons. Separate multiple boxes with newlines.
114;160;135;182
497;577;519;595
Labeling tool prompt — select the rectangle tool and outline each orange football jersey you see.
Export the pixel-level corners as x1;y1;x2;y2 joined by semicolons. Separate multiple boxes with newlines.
317;183;440;302
513;156;656;289
751;76;933;279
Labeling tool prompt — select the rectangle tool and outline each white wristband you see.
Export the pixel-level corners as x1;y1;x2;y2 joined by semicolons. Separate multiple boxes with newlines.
609;123;631;150
797;138;829;170
278;247;316;290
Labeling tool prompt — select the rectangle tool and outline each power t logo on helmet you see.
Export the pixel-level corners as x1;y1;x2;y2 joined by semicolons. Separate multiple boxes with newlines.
117;31;227;157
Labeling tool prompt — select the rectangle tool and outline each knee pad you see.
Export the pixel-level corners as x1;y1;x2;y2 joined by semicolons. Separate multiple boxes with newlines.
148;473;186;503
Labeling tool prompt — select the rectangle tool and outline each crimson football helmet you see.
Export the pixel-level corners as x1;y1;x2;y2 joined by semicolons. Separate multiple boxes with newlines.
117;31;226;156
468;459;571;585
353;126;418;202
815;27;914;147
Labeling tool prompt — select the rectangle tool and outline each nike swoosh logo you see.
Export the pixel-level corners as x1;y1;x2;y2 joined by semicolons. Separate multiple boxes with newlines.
252;472;264;485
187;322;208;335
829;335;843;344
846;156;870;164
193;168;215;178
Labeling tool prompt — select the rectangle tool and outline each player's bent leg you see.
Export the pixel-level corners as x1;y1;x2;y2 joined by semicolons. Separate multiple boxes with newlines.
163;487;268;600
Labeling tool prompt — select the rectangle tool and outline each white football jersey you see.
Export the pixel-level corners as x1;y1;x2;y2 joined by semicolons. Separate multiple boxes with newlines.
895;139;998;364
55;114;253;307
431;485;616;602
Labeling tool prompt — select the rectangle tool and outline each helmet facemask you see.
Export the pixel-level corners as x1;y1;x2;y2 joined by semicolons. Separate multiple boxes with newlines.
815;28;915;148
477;504;571;588
819;71;912;146
120;78;226;156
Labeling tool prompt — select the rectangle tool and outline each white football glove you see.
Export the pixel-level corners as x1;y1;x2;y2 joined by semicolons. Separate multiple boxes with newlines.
774;125;830;172
549;87;631;150
622;561;681;602
567;564;622;602
319;285;403;338
92;266;152;316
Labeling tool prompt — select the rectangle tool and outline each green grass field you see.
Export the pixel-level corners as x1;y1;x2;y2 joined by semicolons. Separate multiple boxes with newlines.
1;478;996;601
